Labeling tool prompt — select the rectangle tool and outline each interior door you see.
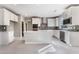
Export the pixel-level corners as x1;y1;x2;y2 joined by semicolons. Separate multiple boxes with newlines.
22;22;24;37
26;23;27;31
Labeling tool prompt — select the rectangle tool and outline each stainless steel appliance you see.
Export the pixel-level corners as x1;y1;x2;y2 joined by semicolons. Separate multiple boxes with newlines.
60;31;66;43
63;17;72;25
0;25;7;32
33;24;38;31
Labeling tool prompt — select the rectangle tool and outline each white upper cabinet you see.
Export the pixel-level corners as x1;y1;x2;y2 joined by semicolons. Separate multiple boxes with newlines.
10;12;15;21
0;8;19;25
14;15;18;22
72;6;79;25
64;7;72;19
0;9;4;25
63;11;67;19
10;11;18;22
32;18;41;26
3;9;10;25
63;8;72;19
66;7;72;18
63;6;79;25
0;8;10;25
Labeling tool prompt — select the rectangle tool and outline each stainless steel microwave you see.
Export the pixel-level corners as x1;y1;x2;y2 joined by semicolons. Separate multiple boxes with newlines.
63;17;72;25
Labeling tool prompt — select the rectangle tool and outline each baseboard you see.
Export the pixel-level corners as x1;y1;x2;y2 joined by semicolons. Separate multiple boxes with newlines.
0;40;15;46
14;37;22;40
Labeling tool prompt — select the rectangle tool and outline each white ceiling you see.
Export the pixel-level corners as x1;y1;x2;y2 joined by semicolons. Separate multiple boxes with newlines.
0;4;69;17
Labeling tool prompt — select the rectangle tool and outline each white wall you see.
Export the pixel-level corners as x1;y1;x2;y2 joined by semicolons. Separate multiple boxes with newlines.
25;18;33;31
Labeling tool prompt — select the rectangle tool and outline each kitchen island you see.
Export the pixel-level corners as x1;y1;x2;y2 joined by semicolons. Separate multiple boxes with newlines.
24;30;53;44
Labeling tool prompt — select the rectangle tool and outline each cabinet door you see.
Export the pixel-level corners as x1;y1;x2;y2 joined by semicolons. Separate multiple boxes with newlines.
53;30;60;39
72;7;79;25
10;12;15;21
70;32;79;46
0;9;4;25
63;11;67;19
3;9;10;25
67;7;72;18
63;8;72;19
14;15;18;22
32;18;41;26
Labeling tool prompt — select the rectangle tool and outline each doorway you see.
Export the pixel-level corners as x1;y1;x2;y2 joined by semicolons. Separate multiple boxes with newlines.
22;22;24;37
26;23;27;31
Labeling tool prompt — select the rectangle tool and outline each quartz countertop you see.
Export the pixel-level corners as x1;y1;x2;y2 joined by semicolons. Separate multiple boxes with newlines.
59;29;79;32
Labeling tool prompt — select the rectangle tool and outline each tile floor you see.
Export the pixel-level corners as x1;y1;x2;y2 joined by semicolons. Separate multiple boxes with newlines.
39;38;79;54
0;40;48;54
0;39;79;54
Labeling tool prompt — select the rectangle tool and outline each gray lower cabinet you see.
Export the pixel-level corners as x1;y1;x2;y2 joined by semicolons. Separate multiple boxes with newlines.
0;32;14;45
70;32;79;47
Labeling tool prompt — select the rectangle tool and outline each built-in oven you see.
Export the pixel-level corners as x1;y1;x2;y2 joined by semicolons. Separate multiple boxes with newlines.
33;24;38;31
